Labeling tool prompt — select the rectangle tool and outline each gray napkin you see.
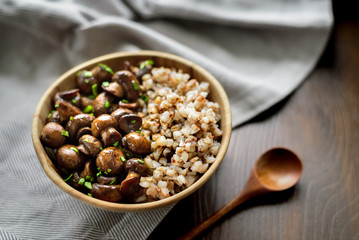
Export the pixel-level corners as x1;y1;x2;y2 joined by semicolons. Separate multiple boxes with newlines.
0;0;332;239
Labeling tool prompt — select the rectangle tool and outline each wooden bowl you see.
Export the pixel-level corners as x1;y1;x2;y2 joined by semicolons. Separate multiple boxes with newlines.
32;51;232;212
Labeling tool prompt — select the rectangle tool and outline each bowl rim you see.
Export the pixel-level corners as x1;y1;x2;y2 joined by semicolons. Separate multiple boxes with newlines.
32;50;232;212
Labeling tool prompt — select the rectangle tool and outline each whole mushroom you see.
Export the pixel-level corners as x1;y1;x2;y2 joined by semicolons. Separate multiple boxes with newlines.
96;147;125;176
40;122;67;148
76;70;97;94
91;114;122;146
113;70;140;102
56;144;84;171
93;92;114;117
66;113;95;142
102;81;124;98
122;132;151;155
120;171;140;196
77;134;102;157
111;108;134;122
118;113;142;134
57;101;82;122
90;184;123;202
91;64;113;83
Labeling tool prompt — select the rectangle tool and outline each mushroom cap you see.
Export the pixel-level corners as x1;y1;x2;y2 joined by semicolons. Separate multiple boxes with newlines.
102;81;124;98
101;127;122;147
90;184;123;202
120;171;140;196
118;113;142;134
125;158;148;175
78;134;102;157
47;110;60;124
91;114;117;137
122;132;151;155
66;113;95;141
76;71;97;94
57;101;82;122
96;147;125;175
113;70;140;102
40;122;67;148
93;92;114;117
111;108;134;122
56;144;84;170
91;65;113;83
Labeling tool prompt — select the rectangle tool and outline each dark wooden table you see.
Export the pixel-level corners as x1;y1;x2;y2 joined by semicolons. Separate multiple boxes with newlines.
149;5;359;240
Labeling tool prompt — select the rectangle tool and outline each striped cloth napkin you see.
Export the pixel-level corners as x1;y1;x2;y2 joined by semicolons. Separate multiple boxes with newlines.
0;0;332;239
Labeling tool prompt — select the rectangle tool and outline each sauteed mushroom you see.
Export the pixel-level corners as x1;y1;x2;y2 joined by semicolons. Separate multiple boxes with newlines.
77;70;97;94
57;101;82;122
56;144;84;170
122;132;151;155
125;158;148;176
40;122;67;148
118;114;142;134
93;92;114;117
79;161;96;180
77;134;102;157
91;114;122;146
113;70;140;102
102;81;124;98
111;108;134;122
90;184;122;202
66;113;95;141
97;175;118;185
96;147;125;176
53;89;81;108
91;64;113;83
120;171;140;196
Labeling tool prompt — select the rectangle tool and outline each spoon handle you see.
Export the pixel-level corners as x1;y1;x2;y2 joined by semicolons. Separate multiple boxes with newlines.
178;190;257;240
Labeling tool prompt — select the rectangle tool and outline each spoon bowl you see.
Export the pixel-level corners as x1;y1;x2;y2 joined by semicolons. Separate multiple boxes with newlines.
255;148;302;191
180;147;303;240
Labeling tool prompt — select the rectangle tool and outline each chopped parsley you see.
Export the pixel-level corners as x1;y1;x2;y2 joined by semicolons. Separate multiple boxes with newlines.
83;105;93;113
61;130;69;137
132;80;139;90
139;59;154;69
98;63;114;74
63;173;73;182
102;81;110;87
70;147;79;153
105;100;110;109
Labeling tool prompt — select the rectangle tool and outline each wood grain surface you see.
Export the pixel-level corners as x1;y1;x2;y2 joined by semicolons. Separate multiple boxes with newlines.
148;16;359;240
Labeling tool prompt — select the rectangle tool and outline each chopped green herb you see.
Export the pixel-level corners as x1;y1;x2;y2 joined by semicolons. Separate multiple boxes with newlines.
54;104;59;108
73;179;77;182
120;156;126;162
64;173;73;182
87;193;93;197
140;59;154;69
85;175;91;181
100;147;103;150
102;81;110;87
78;178;85;185
113;141;119;147
84;138;89;143
61;130;69;137
98;63;114;74
122;99;129;103
132;80;139;90
139;127;142;130
107;168;112;173
125;152;130;157
96;171;101;177
105;101;110;109
76;70;84;77
47;110;55;119
110;179;116;185
83;105;93;113
90;113;95;117
84;71;93;78
136;130;142;134
131;120;136;124
69;116;74;121
138;159;144;164
104;171;108;175
84;182;92;190
91;84;98;97
88;95;95;100
140;95;148;103
85;79;89;84
70;147;79;153
72;99;77;104
97;167;101;171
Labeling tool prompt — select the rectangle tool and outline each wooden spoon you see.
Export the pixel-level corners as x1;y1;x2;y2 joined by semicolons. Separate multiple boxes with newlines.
179;147;303;240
